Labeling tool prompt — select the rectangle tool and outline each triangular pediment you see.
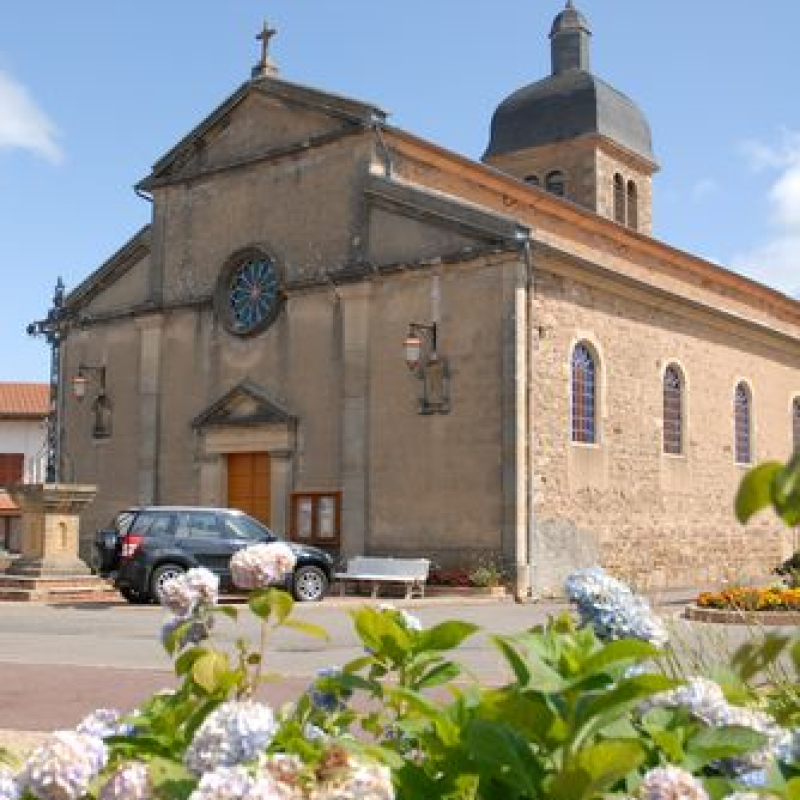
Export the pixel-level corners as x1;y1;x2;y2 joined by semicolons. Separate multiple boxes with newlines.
137;76;386;191
192;380;295;430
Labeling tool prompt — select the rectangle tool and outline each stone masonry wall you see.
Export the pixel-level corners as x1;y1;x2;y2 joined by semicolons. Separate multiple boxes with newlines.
530;256;799;594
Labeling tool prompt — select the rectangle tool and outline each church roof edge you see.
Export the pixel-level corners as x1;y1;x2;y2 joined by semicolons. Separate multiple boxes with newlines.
64;225;151;313
137;77;387;192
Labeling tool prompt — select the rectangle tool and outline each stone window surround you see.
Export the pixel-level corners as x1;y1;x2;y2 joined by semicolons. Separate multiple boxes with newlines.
568;336;603;447
662;362;686;457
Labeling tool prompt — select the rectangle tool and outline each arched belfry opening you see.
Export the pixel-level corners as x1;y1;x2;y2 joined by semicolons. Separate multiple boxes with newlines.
482;2;658;234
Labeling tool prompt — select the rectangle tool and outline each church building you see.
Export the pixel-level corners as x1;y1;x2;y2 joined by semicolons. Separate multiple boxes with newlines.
56;4;800;596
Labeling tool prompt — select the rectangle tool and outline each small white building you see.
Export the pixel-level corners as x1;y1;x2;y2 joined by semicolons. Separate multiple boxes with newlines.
0;383;49;552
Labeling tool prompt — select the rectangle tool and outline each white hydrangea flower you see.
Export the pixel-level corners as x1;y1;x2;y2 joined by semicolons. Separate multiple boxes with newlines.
184;700;277;775
76;707;133;739
315;760;394;800
638;765;709;800
98;761;152;800
187;765;254;800
19;730;108;800
160;568;220;616
230;543;297;590
0;765;20;800
565;566;668;647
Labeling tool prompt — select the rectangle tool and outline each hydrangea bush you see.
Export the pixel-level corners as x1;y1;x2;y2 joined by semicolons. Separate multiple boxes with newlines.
1;534;800;798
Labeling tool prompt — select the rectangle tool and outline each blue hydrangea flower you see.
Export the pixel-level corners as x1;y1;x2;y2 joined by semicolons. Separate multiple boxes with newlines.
19;730;107;800
564;566;668;647
0;766;20;800
184;701;277;775
98;762;152;800
161;613;214;650
308;668;353;713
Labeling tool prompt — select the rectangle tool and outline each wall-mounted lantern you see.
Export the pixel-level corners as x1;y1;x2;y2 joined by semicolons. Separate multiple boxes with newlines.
73;364;112;438
403;322;450;415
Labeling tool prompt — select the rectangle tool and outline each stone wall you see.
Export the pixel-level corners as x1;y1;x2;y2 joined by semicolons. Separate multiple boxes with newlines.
530;255;798;594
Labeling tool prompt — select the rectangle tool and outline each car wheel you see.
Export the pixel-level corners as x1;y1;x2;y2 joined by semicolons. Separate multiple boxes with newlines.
150;564;186;605
292;564;328;602
119;586;149;605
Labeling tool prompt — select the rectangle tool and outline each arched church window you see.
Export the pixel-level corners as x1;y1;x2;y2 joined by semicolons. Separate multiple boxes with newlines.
545;170;566;197
627;180;639;231
734;382;752;464
525;174;540;187
571;343;597;444
793;396;800;453
663;365;683;455
613;173;625;223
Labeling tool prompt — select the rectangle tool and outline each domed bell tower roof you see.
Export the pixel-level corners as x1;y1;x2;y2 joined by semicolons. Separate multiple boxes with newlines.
483;2;655;166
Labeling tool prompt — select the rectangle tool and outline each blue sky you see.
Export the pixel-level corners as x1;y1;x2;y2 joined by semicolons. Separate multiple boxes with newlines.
2;2;799;381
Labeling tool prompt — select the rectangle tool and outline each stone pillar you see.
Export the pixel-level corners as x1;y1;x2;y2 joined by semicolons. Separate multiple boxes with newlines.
269;449;292;537
6;483;97;576
339;284;371;558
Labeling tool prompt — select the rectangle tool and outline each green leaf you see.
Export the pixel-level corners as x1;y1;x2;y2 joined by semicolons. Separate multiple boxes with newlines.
192;651;231;694
175;646;209;677
416;621;479;653
145;755;196;800
582;639;661;675
268;588;294;623
491;635;531;685
414;661;461;690
281;619;329;640
548;740;645;800
248;589;273;621
773;454;800;525
465;719;542;797
787;776;800;800
684;725;767;769
731;634;790;683
735;461;783;523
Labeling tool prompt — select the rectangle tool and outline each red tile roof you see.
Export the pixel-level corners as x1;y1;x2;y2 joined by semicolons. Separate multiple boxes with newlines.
0;383;50;418
0;490;19;515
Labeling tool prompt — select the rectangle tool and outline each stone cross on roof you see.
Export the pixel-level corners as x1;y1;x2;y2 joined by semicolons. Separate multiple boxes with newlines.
252;21;278;79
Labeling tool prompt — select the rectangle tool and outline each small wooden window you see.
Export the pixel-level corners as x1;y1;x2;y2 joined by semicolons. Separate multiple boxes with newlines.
613;173;625;223
545;170;565;197
291;492;341;548
571;343;597;444
734;382;752;464
626;180;638;230
525;174;540;186
0;453;24;487
793;397;800;453
663;365;683;455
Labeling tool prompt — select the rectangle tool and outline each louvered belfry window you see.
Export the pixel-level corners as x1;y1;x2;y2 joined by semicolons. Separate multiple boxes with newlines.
734;382;752;464
571;344;597;444
663;365;683;455
793;397;800;453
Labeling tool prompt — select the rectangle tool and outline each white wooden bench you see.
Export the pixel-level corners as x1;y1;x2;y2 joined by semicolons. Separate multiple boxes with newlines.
334;556;431;599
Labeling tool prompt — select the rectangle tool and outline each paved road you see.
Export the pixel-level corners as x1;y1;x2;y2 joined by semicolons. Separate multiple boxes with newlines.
0;589;742;734
0;596;569;731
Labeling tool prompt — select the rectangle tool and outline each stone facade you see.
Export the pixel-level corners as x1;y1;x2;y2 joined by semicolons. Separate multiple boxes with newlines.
51;9;800;598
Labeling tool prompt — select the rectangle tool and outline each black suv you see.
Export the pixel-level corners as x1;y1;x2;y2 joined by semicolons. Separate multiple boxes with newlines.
94;507;335;603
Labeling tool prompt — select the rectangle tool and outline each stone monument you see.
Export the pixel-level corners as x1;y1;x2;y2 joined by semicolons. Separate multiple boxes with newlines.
0;483;115;601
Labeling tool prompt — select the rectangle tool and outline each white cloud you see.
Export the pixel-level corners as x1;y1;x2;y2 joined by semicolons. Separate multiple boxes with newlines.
731;130;800;298
0;70;62;163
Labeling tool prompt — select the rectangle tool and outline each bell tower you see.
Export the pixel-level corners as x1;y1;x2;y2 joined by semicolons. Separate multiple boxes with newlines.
483;3;658;234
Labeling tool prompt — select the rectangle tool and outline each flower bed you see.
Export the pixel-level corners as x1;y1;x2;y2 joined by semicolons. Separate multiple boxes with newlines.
697;586;800;612
1;557;799;800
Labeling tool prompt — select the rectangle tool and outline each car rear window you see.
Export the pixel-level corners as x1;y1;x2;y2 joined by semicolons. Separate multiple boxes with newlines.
130;511;174;536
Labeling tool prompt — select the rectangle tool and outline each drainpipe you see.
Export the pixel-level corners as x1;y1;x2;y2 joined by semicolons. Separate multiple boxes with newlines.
513;228;536;602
